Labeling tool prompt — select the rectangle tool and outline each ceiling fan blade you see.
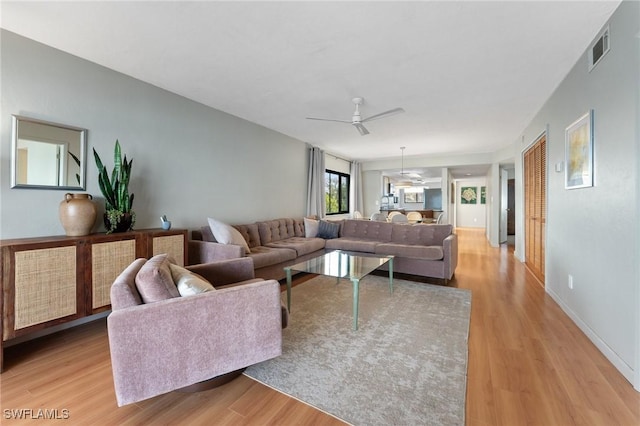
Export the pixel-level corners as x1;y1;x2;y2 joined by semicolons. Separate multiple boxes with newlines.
306;117;352;123
353;123;370;136
361;107;405;123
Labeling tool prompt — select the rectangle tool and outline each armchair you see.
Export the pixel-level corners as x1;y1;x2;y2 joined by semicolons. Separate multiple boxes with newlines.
107;255;283;406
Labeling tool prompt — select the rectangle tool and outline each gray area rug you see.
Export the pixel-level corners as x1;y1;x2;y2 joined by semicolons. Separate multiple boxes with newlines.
244;275;472;426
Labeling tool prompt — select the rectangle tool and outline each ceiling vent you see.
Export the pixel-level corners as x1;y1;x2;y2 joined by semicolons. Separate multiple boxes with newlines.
588;26;610;72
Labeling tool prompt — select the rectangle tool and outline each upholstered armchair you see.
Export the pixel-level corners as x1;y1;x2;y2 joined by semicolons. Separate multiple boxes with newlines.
107;255;283;406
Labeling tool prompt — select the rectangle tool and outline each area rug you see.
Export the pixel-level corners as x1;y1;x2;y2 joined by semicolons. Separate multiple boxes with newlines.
244;274;472;426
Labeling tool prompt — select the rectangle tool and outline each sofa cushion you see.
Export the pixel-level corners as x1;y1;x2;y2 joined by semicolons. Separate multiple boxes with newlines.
208;217;251;253
390;223;453;246
258;219;296;244
265;237;326;256
135;254;181;304
317;220;340;239
430;224;454;244
325;237;379;253
233;223;261;249
199;225;216;242
169;263;215;296
375;243;444;260
304;217;319;238
247;246;297;269
293;218;306;237
341;219;393;241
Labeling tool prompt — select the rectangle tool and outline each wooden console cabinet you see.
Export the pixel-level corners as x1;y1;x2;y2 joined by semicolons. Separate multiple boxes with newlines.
0;228;187;371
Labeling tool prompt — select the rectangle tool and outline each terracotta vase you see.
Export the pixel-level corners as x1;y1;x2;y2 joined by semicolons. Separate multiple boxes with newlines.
59;193;97;236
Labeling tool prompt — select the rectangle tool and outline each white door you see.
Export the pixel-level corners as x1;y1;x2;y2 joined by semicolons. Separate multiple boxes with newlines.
500;169;508;243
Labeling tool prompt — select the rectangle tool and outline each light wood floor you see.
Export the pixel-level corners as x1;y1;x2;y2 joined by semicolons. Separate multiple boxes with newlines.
1;228;638;425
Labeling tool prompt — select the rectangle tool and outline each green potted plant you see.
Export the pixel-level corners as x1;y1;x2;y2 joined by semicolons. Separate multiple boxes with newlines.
93;140;135;233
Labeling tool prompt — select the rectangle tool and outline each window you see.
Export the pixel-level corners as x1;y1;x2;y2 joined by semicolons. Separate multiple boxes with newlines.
325;170;350;214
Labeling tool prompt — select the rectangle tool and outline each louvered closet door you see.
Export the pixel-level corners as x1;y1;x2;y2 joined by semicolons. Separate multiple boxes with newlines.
524;135;546;284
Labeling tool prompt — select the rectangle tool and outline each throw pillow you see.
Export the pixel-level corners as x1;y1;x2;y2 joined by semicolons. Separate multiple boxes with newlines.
169;264;215;296
135;254;181;304
304;217;319;238
207;217;251;253
317;220;340;239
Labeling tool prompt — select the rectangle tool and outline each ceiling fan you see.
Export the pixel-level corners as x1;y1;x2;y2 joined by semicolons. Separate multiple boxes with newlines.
306;97;404;136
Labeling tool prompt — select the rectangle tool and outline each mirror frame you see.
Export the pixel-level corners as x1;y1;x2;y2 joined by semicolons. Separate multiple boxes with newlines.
11;115;88;190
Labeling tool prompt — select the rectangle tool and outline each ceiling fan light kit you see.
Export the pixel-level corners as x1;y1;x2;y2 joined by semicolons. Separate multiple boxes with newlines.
306;97;404;136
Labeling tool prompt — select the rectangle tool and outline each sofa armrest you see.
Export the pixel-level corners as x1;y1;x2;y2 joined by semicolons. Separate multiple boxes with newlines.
443;233;458;280
107;279;282;406
188;240;245;265
187;257;256;286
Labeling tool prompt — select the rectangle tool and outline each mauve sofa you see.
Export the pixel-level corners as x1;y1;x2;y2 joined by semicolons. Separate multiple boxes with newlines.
191;218;457;283
107;255;283;406
191;218;326;280
326;220;457;282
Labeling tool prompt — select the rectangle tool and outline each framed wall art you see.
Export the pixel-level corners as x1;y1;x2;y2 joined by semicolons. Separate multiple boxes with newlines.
565;110;594;189
460;186;477;204
403;192;424;203
480;186;486;204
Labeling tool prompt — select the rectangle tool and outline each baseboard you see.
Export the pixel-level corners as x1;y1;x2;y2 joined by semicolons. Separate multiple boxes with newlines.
546;287;636;388
513;250;524;263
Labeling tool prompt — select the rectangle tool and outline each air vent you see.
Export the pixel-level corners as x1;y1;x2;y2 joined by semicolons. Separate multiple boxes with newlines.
588;26;610;72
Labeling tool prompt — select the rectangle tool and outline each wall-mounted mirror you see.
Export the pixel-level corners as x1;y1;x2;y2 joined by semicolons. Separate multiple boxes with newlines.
11;115;87;190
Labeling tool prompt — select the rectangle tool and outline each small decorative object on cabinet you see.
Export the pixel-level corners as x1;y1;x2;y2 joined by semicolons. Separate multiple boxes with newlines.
160;215;171;230
93;140;135;233
0;228;187;372
58;193;97;236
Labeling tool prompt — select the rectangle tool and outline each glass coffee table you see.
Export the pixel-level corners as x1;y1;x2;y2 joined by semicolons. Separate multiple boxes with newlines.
284;250;394;330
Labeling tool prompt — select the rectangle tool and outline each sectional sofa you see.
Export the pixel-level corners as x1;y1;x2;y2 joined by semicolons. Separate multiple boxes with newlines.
190;218;457;283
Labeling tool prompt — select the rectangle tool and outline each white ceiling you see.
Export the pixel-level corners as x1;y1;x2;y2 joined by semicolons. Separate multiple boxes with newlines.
1;1;621;168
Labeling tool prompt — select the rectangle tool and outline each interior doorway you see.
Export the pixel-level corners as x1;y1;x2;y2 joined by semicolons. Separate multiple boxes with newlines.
499;167;516;247
500;169;509;244
507;179;515;235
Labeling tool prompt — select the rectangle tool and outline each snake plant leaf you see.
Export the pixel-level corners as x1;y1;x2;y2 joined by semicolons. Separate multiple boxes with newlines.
98;168;116;210
114;140;122;179
93;148;105;174
94;140;134;214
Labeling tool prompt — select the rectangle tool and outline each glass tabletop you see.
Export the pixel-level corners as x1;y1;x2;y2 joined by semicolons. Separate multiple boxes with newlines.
286;250;393;281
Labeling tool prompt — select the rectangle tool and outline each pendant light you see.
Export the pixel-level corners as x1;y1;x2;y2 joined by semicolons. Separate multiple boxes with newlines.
396;146;412;188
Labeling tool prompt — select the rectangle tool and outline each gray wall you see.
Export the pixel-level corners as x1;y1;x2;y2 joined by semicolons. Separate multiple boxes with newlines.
514;1;639;387
1;30;308;239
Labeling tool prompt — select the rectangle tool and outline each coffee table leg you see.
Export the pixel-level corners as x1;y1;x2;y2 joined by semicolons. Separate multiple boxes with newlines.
351;278;360;330
285;267;292;312
388;257;394;294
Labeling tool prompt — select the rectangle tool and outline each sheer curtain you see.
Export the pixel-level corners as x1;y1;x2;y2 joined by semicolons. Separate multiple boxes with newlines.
350;161;363;215
306;147;325;218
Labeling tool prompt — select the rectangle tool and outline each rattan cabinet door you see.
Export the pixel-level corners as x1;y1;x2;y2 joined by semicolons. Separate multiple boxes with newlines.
152;234;185;266
13;246;78;331
91;239;136;310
